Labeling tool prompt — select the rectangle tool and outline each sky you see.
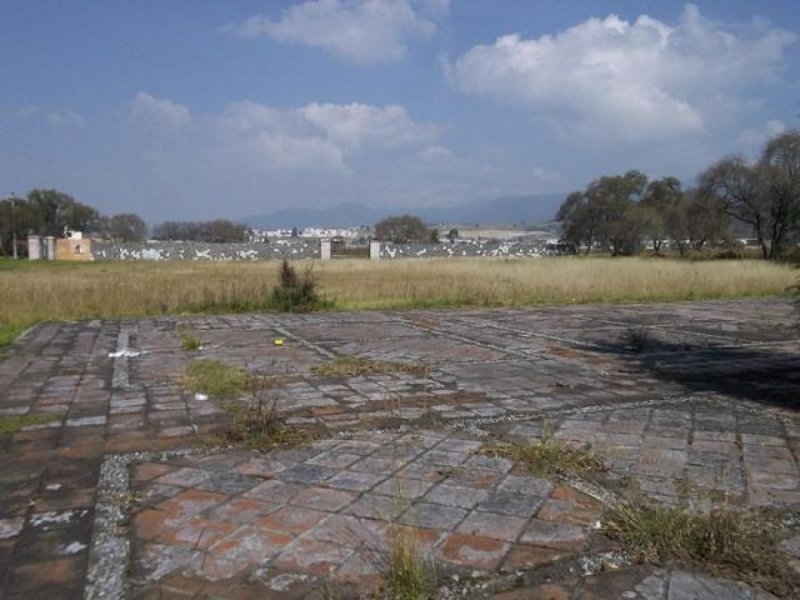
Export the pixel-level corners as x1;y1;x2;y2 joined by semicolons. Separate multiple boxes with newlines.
1;1;799;225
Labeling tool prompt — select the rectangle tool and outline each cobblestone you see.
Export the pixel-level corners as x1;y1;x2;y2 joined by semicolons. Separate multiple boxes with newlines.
0;299;797;597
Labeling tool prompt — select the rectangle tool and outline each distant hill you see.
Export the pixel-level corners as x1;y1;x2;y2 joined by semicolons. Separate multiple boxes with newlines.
246;194;565;229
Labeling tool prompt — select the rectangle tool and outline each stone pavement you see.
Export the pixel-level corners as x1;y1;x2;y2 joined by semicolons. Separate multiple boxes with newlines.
0;298;798;598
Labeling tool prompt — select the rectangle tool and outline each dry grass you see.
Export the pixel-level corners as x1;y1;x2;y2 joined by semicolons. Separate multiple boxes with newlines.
0;257;795;345
607;501;799;597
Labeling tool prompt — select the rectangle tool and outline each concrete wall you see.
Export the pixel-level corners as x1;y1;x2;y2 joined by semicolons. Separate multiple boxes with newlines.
91;240;320;261
55;237;93;261
378;240;551;259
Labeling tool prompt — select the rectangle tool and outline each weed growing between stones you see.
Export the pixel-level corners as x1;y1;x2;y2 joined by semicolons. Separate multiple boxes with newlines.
606;501;799;597
182;359;257;398
385;525;432;600
177;326;201;351
0;413;58;434
220;381;312;452
479;425;607;478
312;356;429;378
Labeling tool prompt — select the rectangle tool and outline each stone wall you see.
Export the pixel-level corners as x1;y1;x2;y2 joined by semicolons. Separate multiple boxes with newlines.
92;240;320;261
378;240;551;259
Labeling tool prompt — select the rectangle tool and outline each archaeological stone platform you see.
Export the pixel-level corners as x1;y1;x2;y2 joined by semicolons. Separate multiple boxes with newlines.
0;299;799;598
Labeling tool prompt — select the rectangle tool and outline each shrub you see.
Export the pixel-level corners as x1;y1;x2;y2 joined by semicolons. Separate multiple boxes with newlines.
268;259;324;312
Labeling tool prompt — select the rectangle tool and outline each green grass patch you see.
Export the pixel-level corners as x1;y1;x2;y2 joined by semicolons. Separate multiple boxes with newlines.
0;413;59;434
607;501;799;597
177;326;202;351
0;322;31;348
479;431;607;478
311;356;429;378
182;359;256;398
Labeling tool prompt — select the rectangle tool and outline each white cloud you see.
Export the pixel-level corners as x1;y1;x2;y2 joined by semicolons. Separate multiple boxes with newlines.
446;4;797;142
418;144;452;161
5;105;86;127
227;0;436;65
737;119;787;149
130;92;191;127
300;102;440;149
130;94;438;172
215;100;347;171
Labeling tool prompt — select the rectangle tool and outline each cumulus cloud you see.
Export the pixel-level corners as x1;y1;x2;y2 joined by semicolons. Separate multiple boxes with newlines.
214;100;347;171
130;92;191;127
300;102;440;149
227;0;437;65
131;94;438;172
446;4;797;142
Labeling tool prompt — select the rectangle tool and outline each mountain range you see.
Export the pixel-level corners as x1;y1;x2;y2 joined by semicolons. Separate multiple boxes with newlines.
245;194;565;229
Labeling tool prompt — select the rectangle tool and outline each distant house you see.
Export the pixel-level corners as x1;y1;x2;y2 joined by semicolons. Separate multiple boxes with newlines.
55;230;92;261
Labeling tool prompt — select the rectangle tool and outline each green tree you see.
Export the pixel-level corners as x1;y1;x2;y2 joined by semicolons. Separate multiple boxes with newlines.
667;190;729;255
374;215;431;244
98;213;148;242
641;177;683;254
26;189;99;236
446;228;459;242
557;171;648;256
759;130;800;258
700;156;768;258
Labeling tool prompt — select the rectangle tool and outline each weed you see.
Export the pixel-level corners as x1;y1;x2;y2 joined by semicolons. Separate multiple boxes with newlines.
311;356;429;378
0;413;58;434
268;259;327;312
220;375;311;451
479;425;606;478
182;359;255;398
606;500;799;597
177;326;201;351
385;525;431;600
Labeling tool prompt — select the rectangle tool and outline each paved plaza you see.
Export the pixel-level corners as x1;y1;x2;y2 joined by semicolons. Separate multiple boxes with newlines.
0;298;799;598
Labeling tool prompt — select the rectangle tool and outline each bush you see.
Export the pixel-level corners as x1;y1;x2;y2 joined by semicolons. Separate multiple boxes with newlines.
268;260;324;312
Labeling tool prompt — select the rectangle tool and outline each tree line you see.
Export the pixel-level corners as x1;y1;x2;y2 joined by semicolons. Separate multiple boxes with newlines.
557;130;800;259
0;189;252;256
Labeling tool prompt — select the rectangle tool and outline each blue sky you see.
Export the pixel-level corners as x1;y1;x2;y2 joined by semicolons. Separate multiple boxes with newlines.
1;1;798;224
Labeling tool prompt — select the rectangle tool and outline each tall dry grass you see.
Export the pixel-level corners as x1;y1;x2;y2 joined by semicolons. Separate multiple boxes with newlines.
0;257;795;343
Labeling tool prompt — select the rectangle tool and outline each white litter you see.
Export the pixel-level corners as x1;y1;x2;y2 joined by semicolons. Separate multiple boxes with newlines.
108;349;147;358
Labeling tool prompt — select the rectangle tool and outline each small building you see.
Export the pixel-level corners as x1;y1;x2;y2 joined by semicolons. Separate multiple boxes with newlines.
28;230;93;261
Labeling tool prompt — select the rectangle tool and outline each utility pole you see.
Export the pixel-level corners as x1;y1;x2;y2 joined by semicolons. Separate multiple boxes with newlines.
10;192;18;260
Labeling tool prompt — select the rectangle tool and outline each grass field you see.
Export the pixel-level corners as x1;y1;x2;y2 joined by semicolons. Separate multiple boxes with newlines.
0;257;796;346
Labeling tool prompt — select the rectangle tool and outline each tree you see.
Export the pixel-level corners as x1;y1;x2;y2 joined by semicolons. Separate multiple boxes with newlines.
152;219;249;243
700;132;800;260
557;171;648;256
759;130;800;258
446;228;459;243
26;189;99;236
556;191;600;254
699;156;769;258
641;177;683;254
98;213;148;242
667;190;729;255
374;215;431;244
